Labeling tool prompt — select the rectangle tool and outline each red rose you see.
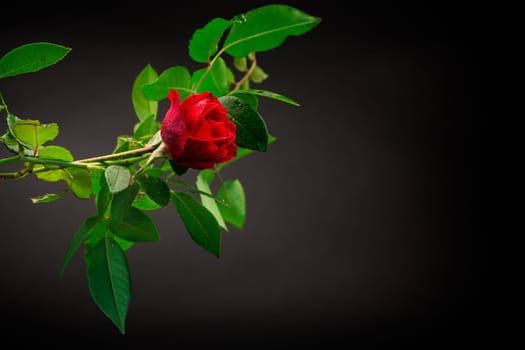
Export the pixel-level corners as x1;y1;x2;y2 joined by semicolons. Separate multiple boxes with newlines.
160;89;237;170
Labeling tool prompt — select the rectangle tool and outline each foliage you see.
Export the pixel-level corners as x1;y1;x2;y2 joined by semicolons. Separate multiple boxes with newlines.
0;4;320;333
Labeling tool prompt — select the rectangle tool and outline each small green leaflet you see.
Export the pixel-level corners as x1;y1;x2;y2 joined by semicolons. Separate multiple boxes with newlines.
35;167;92;199
0;131;33;156
133;114;159;140
106;181;160;241
91;169;104;196
110;207;160;242
110;183;140;222
169;160;189;176
0;42;71;79
217;179;246;230
249;65;268;83
38;145;74;161
133;194;161;211
30;192;65;204
10;118;59;148
96;178;111;217
143;66;192;101
172;191;221;257
132;64;158;121
33;145;87;197
196;170;227;230
113;235;135;252
189;17;233;63
105;165;131;193
69;168;92;199
233;57;247;72
192;57;229;96
135;174;170;207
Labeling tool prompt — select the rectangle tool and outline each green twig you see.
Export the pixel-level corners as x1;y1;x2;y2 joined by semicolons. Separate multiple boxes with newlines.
0;155;95;169
233;54;257;91
75;145;156;163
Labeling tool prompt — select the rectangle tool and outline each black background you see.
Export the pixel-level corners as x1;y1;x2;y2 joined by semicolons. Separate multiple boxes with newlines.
1;1;480;347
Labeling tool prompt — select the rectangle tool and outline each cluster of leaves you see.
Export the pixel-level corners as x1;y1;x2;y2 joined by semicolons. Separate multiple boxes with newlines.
0;4;320;333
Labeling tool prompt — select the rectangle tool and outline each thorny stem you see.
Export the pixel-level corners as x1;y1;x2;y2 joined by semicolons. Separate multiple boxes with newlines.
75;145;156;163
0;155;95;169
0;145;159;179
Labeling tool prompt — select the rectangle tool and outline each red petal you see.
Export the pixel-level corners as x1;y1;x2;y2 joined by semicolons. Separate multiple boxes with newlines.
161;89;187;159
181;92;211;133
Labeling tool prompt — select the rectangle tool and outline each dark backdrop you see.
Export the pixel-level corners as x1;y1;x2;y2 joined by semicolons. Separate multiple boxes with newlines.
1;1;480;347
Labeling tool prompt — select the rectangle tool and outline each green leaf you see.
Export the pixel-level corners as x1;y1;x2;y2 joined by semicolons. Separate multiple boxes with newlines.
231;92;258;110
38;145;74;161
83;218;134;252
169;160;189;176
91;169;104;196
189;17;233;63
105;165;131;193
133;193;161;211
86;235;131;334
1;131;34;156
232;89;299;106
110;206;160;242
30;192;64;204
145;166;166;178
110;183;139;222
84;219;109;256
223;5;321;57
11;119;59;148
196;170;227;230
171;191;221;257
35;168;65;182
113;135;132;153
143;66;192;101
60;216;98;276
249;65;268;83
133;114;159;140
132;64;158;121
68;168;92;199
113;235;135;252
192;57;229;96
233;56;247;72
6;112;19;133
135;174;170;207
34;167;92;199
0;42;71;79
218;96;269;151
217;179;246;230
226;66;235;85
33;146;76;183
97;177;111;217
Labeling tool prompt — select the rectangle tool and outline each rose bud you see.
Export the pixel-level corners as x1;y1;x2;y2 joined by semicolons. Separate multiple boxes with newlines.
160;89;237;170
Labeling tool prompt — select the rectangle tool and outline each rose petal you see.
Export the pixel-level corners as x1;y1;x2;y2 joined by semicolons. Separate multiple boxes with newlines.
181;93;211;133
161;90;187;159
